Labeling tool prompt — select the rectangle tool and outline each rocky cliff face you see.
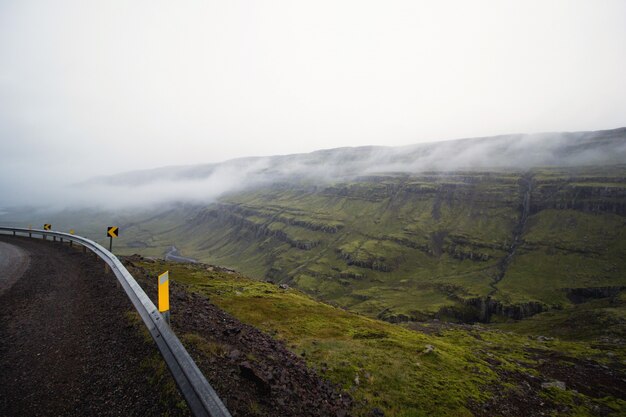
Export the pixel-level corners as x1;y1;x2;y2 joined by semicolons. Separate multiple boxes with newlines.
376;298;547;324
531;183;626;215
196;206;321;251
438;297;548;323
566;286;624;304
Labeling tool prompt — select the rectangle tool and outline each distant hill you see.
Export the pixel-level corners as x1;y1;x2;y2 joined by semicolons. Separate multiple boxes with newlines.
90;127;626;189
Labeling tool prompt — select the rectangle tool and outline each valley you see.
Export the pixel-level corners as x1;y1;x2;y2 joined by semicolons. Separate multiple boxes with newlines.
105;165;626;329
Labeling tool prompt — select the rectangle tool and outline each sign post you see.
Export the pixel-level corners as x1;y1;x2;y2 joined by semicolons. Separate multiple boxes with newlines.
106;226;119;252
158;271;170;325
69;229;75;247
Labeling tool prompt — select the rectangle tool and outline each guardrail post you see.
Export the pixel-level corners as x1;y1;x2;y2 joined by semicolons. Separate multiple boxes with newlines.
43;234;46;240
82;245;86;253
28;232;32;238
52;236;56;242
12;231;15;236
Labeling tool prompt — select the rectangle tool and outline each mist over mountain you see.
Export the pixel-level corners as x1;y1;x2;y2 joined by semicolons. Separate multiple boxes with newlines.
1;127;624;212
77;127;626;209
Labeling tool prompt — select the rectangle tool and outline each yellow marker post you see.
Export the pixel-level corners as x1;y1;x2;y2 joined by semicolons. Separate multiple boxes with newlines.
158;271;170;325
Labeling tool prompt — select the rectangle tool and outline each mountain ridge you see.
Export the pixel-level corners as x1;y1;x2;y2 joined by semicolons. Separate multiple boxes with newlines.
88;127;626;189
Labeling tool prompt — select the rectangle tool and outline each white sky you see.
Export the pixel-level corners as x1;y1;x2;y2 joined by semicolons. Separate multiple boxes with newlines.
1;0;625;189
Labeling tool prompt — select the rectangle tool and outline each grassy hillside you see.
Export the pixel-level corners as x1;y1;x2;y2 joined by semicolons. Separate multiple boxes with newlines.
131;258;625;417
109;166;625;325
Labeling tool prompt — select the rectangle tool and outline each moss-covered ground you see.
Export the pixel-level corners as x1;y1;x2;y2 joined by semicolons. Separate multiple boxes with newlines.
137;260;625;417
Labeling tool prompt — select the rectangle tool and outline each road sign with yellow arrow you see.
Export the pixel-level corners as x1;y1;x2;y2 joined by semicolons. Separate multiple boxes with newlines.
106;226;119;252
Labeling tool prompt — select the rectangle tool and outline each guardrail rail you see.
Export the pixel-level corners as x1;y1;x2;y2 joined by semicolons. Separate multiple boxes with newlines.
0;226;232;417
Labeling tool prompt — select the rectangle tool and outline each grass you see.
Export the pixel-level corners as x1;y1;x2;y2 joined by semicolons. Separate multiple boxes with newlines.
136;260;625;417
496;209;626;305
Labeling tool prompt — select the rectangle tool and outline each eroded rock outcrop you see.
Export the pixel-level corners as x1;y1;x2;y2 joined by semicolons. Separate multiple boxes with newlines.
437;297;547;323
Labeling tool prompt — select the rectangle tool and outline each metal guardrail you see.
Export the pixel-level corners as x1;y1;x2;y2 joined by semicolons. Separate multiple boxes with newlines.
0;227;232;417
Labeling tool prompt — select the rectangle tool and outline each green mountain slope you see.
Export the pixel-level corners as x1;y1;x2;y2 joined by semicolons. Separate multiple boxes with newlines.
112;165;625;325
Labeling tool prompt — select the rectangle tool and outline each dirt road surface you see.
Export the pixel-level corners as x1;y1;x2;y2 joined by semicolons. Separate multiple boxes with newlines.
0;240;30;295
0;236;184;416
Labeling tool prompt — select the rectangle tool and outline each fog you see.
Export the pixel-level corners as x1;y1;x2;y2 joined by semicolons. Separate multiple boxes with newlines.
0;128;625;213
38;128;620;210
1;1;626;211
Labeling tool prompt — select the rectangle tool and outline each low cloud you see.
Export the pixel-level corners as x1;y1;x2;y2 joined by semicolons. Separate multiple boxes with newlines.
60;128;625;210
1;128;624;214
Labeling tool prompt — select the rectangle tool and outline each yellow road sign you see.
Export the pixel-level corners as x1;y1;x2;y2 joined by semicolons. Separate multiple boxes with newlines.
43;224;51;230
69;229;75;235
158;271;170;313
107;226;119;238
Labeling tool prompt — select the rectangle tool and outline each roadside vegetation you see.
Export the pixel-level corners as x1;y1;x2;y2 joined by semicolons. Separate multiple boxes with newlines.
135;259;625;417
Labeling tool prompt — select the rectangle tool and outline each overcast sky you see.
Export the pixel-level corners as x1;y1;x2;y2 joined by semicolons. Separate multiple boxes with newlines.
1;0;625;205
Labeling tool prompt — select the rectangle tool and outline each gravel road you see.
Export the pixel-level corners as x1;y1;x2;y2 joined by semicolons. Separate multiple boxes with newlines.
0;240;30;295
164;246;197;263
0;236;184;416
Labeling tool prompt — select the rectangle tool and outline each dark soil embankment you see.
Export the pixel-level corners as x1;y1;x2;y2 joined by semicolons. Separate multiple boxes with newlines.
124;255;352;417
